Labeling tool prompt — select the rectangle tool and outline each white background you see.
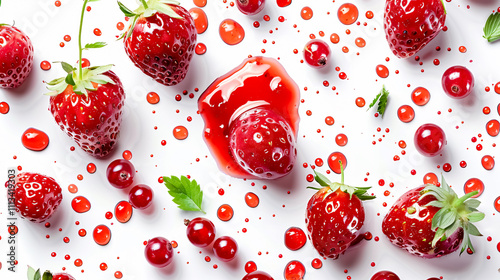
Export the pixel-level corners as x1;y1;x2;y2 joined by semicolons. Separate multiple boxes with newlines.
0;0;499;279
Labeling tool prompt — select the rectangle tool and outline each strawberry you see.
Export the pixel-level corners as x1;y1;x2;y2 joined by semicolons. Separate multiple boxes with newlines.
14;173;62;223
46;0;125;158
229;108;296;180
28;266;76;280
118;0;197;86
382;176;484;258
0;24;34;88
384;0;446;58
242;271;274;280
305;165;375;259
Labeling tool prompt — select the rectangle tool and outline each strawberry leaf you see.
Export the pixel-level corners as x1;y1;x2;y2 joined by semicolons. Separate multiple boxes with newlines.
483;12;500;42
117;1;137;17
84;42;107;49
42;271;53;280
27;266;37;280
163;175;205;213
65;73;75;86
55;61;75;74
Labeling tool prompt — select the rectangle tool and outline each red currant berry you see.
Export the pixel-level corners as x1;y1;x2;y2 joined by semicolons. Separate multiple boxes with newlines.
129;184;154;209
414;124;446;157
106;159;135;189
303;39;331;68
442;66;474;99
242;271;275;280
186;217;216;247
370;270;401;280
213;236;238;262
236;0;265;15
144;237;173;268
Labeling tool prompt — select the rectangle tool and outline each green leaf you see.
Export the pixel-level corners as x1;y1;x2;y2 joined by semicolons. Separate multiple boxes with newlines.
149;1;183;19
117;1;137;17
84;42;107;49
65;73;75;86
313;170;332;187
46;77;65;86
163;175;205;213
467;223;482;236
367;92;381;111
27;266;37;280
42;271;53;280
483;12;500;42
465;198;481;209
56;61;75;74
467;212;485;223
377;86;390;117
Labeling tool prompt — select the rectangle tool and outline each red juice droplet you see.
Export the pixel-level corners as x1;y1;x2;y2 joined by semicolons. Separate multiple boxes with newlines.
0;102;9;114
173;126;189;140
100;262;108;271
325;116;335;125
219;19;245;45
245;261;257;273
327;152;347;174
411;87;430;106
486;119;500;136
21;128;50;151
93;225;111;246
217;204;234;221
355;97;365;107
301;7;313;20
115;201;133;223
284;227;306;251
68;184;78;194
335;134;348;146
365;11;374;19
284;260;306;280
86;163;96;174
74;259;83;267
40;60;52;70
464;178;484;198
481;155;495;170
338;3;358;25
277;0;291;7
93;28;102;36
423;172;438;185
330;33;340;44
311;258;322;269
376;64;389;78
495;197;500;212
105;211;113;219
122;150;132;160
245;192;259;208
78;229;87;237
190;8;208;34
117;22;124;31
355;37;366;48
114;271;123;279
195;43;207;55
397;105;415;123
72;196;91;213
193;0;207;7
147;92;160;104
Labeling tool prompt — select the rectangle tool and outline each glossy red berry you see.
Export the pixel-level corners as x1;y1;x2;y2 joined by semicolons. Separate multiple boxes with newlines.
144;237;173;267
242;271;274;280
442;66;474;99
129;184;154;209
186;217;216;247
414;123;446;157
303;39;331;68
106;159;135;189
236;0;265;15
213;236;238;262
284;227;307;251
371;271;401;280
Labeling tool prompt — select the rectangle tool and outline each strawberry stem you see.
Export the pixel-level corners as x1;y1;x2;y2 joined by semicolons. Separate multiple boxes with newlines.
140;0;149;9
339;160;344;184
78;0;90;81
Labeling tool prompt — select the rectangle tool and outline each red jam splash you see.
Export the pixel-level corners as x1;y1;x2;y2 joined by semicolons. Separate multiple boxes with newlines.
198;56;300;179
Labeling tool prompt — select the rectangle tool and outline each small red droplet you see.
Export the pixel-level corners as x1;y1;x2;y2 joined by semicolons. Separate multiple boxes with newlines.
21;128;50;151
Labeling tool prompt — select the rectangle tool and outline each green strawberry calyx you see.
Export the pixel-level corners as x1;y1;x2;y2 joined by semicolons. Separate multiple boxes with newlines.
45;0;113;97
308;161;375;201
117;0;182;40
27;265;54;280
419;175;485;255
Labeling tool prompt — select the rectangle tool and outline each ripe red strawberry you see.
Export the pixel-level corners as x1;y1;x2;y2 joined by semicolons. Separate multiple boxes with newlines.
0;24;34;88
28;266;76;280
118;0;197;86
229;108;296;179
384;0;446;58
382;176;484;258
305;166;375;259
46;0;125;158
14;173;62;223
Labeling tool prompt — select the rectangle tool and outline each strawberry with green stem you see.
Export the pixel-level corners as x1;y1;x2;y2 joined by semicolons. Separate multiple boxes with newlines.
28;266;76;280
47;0;125;158
382;175;484;258
117;0;196;86
305;162;375;259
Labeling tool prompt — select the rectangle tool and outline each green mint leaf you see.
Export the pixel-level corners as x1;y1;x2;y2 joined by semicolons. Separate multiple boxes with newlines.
483;12;500;42
377;86;390;117
163;175;205;213
117;1;137;17
367;92;381;111
84;42;107;49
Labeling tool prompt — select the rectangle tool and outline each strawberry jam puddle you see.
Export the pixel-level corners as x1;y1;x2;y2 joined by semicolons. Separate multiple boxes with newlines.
198;56;300;179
